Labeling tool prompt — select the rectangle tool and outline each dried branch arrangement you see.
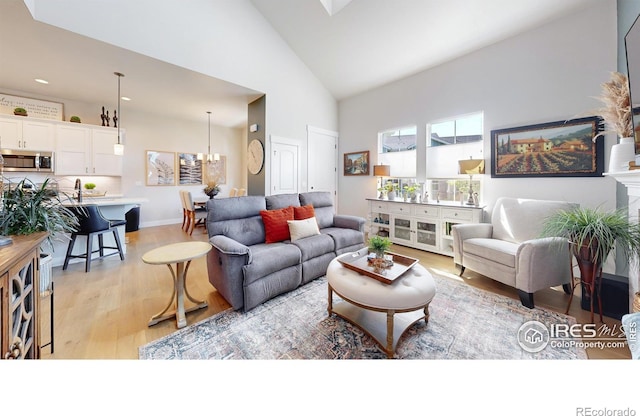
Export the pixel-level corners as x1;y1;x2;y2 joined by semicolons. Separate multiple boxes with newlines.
593;71;633;140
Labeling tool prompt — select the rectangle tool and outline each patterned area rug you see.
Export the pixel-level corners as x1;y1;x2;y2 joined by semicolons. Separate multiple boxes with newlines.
139;271;587;360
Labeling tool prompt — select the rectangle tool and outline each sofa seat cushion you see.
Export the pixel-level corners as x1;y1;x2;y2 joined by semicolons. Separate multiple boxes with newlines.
463;238;519;268
321;227;365;252
291;233;335;262
243;242;301;285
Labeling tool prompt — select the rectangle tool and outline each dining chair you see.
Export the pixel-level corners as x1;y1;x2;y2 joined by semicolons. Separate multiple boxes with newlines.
179;190;188;231
229;188;238;197
237;188;246;196
184;191;207;235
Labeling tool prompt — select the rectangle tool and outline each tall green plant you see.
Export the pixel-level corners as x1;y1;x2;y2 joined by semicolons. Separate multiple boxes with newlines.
1;178;79;247
540;206;640;266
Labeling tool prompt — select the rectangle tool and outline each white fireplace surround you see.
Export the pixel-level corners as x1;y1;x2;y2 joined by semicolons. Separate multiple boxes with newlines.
603;170;640;311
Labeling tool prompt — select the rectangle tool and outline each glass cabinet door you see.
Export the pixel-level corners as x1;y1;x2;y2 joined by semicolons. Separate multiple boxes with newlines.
415;219;437;249
392;217;412;243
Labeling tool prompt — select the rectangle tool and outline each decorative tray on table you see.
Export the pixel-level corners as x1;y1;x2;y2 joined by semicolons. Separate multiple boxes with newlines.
337;250;419;284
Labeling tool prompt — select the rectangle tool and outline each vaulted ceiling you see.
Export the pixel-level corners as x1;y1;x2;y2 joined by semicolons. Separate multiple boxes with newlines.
0;0;602;127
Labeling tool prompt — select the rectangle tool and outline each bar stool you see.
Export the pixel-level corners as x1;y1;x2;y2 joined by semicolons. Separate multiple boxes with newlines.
63;205;126;272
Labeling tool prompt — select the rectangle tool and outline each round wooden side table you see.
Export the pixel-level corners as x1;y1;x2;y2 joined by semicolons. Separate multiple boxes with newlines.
142;241;212;329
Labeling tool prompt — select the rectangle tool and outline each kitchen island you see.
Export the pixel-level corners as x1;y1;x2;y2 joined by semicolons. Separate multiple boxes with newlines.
49;197;148;268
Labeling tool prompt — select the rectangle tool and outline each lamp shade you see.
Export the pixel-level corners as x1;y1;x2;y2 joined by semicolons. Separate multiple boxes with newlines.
458;159;485;175
373;164;391;177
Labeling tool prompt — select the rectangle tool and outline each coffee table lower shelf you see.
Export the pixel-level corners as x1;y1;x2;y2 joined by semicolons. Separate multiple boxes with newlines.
329;286;429;358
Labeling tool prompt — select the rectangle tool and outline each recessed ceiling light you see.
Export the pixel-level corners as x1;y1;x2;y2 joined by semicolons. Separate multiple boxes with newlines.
121;96;131;101
34;78;49;84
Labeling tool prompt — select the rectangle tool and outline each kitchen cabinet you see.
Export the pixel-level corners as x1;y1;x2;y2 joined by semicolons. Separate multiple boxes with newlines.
0;114;55;151
367;198;483;257
55;124;122;176
0;232;47;359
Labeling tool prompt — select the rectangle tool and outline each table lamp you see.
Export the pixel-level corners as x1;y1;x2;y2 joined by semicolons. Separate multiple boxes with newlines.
458;158;484;205
373;164;391;198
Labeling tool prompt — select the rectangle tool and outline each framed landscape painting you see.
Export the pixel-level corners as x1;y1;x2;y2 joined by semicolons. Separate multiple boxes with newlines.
491;116;604;178
344;150;370;176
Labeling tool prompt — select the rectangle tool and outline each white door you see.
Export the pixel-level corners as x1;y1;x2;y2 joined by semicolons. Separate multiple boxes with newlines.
271;135;299;195
307;126;337;197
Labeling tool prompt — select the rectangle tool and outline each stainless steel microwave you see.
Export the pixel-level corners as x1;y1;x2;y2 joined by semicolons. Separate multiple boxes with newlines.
1;149;54;172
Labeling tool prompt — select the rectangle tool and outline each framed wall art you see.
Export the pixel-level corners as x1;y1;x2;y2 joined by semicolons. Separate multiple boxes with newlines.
343;150;370;176
146;150;176;186
0;92;64;121
206;155;227;184
491;116;604;178
178;152;203;185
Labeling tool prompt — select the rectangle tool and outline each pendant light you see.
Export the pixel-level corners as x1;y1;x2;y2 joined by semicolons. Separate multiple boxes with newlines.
113;72;125;155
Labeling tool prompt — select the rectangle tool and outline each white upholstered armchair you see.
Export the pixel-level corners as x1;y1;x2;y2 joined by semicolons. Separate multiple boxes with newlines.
452;197;576;308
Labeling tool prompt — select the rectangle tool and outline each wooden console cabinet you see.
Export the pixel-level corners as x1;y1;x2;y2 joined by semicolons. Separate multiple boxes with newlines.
0;232;47;359
367;198;483;257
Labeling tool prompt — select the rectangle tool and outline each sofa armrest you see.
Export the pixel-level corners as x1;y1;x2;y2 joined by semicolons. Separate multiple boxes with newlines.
207;235;252;310
451;223;493;265
515;237;571;293
333;214;366;232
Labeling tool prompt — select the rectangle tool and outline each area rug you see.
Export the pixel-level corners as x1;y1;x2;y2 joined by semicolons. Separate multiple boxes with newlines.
139;271;587;360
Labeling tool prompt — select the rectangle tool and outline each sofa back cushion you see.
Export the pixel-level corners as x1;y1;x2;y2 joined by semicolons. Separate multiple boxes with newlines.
299;192;334;229
206;196;266;246
266;193;300;210
491;197;577;244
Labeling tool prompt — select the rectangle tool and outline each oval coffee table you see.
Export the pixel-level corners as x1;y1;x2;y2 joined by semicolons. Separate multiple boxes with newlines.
142;241;212;329
327;250;436;358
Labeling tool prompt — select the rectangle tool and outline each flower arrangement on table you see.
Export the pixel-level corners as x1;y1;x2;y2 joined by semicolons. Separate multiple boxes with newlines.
204;180;221;198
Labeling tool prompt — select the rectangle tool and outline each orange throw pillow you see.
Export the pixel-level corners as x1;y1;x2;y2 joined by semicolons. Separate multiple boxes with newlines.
260;206;294;243
294;204;315;220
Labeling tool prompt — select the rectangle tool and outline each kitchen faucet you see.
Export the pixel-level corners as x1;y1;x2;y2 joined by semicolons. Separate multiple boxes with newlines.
75;178;82;203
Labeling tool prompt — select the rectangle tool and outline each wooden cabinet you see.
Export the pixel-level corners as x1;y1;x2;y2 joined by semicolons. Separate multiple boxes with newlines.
0;232;47;359
0;115;55;151
368;199;483;257
55;124;122;176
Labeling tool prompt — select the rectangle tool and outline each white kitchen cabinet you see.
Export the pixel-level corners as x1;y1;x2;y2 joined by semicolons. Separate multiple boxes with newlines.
55;124;122;176
367;198;483;257
0;114;55;151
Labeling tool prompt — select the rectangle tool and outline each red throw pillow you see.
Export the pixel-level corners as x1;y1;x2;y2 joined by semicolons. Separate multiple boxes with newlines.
260;206;294;243
294;204;315;220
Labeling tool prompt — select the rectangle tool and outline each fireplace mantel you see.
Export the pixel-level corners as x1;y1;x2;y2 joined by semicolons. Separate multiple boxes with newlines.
603;170;640;312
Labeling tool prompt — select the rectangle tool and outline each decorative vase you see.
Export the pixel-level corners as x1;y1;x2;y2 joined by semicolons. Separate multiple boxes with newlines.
387;191;396;201
608;137;635;172
207;190;219;199
410;193;417;203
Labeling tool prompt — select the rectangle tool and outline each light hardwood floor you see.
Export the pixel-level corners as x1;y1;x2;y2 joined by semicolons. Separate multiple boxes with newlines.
40;223;631;359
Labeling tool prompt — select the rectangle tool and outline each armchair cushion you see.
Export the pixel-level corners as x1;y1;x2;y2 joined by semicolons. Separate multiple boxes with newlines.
463;238;518;268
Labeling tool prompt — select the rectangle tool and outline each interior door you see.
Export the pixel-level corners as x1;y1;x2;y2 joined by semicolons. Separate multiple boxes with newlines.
307;126;337;198
270;135;299;195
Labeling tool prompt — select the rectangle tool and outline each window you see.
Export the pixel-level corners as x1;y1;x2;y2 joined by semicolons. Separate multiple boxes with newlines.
426;112;484;203
429;112;483;147
378;125;417;178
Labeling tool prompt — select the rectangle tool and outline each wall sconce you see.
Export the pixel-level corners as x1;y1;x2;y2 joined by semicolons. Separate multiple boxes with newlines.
458;158;484;205
373;164;391;199
113;72;125;155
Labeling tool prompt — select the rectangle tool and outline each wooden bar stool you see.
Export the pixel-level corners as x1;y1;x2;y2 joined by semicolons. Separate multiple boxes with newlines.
63;205;126;272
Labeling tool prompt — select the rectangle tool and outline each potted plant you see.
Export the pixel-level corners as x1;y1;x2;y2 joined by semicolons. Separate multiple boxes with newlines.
541;206;640;307
204;180;220;199
84;182;96;194
69;115;81;123
384;182;398;201
403;183;419;202
13;107;27;116
368;235;392;259
0;177;80;252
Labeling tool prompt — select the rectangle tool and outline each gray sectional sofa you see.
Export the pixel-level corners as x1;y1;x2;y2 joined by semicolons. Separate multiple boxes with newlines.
205;191;365;311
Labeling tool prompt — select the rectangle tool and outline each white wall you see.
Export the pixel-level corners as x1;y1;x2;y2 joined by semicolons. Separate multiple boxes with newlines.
26;0;339;196
338;0;619;220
